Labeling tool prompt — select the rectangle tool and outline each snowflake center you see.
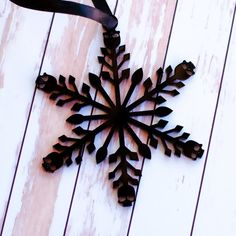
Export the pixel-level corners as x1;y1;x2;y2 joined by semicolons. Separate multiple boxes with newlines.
110;106;129;127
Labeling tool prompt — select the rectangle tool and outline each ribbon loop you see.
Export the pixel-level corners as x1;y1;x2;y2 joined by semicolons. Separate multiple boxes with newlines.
10;0;118;31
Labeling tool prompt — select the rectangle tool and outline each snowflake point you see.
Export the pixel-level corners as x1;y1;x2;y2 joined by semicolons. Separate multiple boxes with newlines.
96;147;108;163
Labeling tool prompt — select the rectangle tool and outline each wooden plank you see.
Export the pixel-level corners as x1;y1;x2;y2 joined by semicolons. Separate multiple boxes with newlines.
192;8;236;236
64;1;178;235
128;0;236;236
0;1;52;229
1;1;118;235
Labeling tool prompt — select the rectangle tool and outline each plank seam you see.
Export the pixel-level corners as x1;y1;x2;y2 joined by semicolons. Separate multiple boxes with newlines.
0;13;55;236
189;4;236;236
126;0;179;235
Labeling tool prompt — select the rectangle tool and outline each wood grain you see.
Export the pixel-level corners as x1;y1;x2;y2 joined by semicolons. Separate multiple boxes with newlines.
128;0;236;236
192;8;236;236
64;1;178;235
0;1;52;230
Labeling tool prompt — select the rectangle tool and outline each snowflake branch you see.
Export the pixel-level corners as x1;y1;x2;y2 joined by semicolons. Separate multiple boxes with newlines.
36;73;113;113
108;146;140;206
67;113;109;124
127;61;195;111
42;120;113;172
117;53;130;70
128;117;203;160
89;73;116;108
122;68;143;107
96;126;115;163
125;124;151;159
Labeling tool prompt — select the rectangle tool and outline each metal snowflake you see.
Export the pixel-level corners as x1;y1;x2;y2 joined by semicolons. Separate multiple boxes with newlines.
36;30;204;207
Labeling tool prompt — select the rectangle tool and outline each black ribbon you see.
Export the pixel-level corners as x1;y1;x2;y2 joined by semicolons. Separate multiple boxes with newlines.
10;0;118;31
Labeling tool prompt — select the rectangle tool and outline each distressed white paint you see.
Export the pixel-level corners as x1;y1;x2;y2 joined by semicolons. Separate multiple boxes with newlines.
192;12;236;236
0;1;52;229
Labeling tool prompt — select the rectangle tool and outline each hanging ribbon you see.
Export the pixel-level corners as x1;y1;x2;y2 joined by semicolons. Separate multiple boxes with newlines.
9;0;118;31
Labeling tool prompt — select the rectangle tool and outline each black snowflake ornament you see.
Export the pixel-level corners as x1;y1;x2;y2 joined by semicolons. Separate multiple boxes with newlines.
36;30;203;207
10;0;204;207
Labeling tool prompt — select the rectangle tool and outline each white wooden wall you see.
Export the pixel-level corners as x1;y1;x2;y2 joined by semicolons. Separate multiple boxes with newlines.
1;0;236;235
